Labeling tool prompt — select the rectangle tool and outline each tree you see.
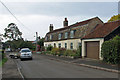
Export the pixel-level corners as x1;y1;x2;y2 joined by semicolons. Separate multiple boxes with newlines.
3;23;22;40
108;14;120;22
38;38;44;51
0;33;3;41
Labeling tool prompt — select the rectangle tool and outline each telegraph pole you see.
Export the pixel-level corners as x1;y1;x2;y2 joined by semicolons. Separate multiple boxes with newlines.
36;32;38;53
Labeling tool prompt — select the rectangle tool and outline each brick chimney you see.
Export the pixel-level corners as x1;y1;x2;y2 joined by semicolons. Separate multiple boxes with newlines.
63;18;68;28
49;24;53;32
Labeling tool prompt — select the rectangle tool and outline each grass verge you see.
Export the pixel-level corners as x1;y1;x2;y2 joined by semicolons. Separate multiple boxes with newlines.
0;57;8;67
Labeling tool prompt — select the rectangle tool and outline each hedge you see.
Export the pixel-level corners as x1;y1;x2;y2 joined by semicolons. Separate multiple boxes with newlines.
101;40;120;64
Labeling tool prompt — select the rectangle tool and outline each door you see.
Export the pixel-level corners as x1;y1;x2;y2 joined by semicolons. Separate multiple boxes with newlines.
86;41;99;59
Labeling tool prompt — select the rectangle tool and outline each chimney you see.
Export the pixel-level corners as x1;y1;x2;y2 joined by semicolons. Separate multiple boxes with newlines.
49;24;53;32
63;18;68;28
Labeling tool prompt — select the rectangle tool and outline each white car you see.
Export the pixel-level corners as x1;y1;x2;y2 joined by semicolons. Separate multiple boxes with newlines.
19;48;32;61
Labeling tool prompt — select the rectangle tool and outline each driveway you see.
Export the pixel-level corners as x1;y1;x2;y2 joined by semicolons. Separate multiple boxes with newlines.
14;53;118;79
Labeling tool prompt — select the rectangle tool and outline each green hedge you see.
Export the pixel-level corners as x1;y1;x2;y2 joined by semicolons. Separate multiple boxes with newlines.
101;39;120;64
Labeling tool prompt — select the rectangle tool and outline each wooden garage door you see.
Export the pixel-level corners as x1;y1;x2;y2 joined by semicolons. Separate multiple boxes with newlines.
86;41;99;59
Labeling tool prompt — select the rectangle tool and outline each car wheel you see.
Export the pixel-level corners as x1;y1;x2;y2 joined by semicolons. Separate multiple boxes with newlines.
20;58;23;61
30;58;33;60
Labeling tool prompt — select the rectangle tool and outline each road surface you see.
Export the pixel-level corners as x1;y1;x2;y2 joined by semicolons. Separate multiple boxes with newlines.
15;54;118;78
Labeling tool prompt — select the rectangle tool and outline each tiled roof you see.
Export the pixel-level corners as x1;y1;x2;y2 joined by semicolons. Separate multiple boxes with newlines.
47;17;101;34
82;20;120;39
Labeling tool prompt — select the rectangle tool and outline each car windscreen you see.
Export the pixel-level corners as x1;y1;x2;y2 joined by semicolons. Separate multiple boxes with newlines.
21;50;31;52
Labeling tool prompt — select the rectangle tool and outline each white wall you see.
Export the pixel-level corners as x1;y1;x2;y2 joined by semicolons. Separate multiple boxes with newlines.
44;39;81;50
82;38;104;60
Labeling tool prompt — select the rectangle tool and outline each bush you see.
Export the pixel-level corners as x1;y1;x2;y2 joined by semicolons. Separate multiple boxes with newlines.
64;50;75;56
59;48;66;56
76;46;82;57
51;48;60;55
101;36;120;64
47;45;53;51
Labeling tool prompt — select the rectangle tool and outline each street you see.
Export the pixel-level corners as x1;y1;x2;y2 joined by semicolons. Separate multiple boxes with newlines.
14;54;118;78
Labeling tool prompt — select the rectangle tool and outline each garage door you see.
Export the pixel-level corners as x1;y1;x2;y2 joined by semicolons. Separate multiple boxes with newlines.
86;41;99;59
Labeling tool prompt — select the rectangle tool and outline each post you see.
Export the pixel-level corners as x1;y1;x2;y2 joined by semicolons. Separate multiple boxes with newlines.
36;32;38;53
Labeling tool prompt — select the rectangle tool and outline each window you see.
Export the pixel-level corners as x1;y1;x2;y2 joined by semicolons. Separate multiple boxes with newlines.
70;30;74;38
65;32;68;39
78;43;81;47
54;43;56;48
50;35;52;40
50;35;53;40
58;33;62;40
65;43;67;49
58;43;61;48
45;44;47;47
45;36;48;41
70;43;73;49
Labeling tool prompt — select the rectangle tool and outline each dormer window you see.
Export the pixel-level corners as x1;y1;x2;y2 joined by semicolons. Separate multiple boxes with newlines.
58;33;62;40
70;30;74;38
45;36;48;41
50;35;53;40
70;30;76;38
65;32;68;39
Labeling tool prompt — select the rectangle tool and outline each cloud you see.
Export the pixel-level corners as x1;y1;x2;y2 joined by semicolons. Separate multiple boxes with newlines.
2;0;120;2
0;1;118;41
0;2;118;17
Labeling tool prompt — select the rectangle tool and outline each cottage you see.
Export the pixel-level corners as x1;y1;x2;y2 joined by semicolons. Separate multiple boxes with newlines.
82;20;120;60
44;17;103;50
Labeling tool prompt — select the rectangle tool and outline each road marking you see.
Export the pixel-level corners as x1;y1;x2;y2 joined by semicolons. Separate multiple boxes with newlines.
13;59;25;80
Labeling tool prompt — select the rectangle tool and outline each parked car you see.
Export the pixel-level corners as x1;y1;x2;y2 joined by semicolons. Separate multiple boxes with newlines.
9;53;15;58
13;53;20;59
19;48;33;61
9;52;20;59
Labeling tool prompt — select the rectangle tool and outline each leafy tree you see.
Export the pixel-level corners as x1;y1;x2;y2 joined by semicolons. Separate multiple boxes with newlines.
113;35;120;40
3;23;22;40
38;38;44;47
108;14;120;22
4;40;34;51
0;33;3;41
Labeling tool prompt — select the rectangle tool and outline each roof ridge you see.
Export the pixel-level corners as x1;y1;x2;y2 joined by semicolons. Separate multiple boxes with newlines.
47;17;99;34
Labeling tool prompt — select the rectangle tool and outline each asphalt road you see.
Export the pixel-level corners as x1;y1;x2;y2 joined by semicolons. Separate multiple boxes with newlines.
15;54;118;78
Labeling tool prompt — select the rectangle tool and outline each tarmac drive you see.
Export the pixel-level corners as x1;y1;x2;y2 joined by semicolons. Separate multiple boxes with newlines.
15;54;118;78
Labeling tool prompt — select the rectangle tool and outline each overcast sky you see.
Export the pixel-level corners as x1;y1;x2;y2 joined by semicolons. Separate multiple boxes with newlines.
0;0;119;41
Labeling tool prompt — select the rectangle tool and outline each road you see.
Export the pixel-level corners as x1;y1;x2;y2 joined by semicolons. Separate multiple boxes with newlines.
15;54;118;78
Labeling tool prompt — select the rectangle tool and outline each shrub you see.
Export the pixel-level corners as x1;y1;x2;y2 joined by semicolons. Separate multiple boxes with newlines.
101;37;120;64
59;48;66;56
47;45;53;51
51;48;60;55
64;50;75;56
76;46;82;57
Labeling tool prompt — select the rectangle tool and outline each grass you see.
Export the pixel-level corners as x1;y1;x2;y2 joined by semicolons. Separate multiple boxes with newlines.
0;53;8;67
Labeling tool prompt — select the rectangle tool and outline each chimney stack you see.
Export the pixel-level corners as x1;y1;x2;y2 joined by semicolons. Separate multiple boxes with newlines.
49;24;53;32
63;18;68;28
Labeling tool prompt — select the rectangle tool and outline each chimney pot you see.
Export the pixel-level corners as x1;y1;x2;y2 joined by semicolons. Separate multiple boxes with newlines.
63;18;68;28
49;24;54;32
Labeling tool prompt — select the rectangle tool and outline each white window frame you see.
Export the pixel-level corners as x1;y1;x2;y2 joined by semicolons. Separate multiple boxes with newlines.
65;32;68;39
70;30;74;38
58;33;62;40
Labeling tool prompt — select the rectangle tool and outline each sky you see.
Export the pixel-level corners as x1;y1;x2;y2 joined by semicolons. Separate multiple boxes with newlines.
0;0;119;41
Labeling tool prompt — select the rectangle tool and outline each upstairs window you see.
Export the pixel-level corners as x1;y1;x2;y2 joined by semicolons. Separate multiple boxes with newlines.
58;33;62;40
50;35;53;40
45;36;48;41
70;30;76;38
65;32;68;39
70;30;74;38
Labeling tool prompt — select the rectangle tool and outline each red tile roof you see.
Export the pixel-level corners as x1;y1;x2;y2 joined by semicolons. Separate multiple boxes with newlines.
47;17;101;34
82;20;120;39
